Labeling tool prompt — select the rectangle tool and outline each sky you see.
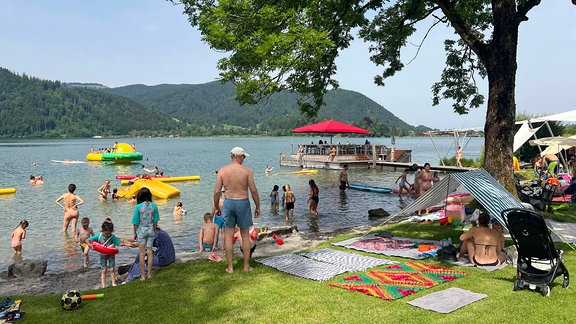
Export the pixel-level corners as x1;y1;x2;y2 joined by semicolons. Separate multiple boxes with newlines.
1;1;575;130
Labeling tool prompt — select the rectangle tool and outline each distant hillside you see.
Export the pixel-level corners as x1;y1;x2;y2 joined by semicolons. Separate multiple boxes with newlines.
0;68;177;138
0;67;429;138
104;81;427;136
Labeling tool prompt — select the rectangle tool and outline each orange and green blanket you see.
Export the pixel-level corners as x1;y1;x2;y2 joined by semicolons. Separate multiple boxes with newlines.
329;261;466;300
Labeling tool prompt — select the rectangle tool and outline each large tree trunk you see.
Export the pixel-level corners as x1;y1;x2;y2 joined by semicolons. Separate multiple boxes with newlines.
483;4;519;193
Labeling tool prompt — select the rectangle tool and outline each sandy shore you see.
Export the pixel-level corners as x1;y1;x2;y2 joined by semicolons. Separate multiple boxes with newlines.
0;225;372;296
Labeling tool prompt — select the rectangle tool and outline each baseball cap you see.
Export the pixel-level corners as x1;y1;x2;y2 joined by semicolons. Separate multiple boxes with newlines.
231;147;249;157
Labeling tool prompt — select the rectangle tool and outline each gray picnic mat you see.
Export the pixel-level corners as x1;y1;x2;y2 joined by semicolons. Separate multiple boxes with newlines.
546;220;576;243
407;287;487;313
332;234;441;260
300;248;396;271
255;254;348;281
256;249;396;281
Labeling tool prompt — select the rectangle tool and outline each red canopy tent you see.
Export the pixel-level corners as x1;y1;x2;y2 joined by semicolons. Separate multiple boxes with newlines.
291;120;370;143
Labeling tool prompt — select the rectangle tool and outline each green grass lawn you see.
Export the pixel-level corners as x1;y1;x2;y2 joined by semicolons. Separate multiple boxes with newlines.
11;220;575;323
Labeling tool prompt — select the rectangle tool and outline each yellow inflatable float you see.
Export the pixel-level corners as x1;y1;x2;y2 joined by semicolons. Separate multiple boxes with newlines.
0;187;16;195
119;175;200;186
118;179;180;199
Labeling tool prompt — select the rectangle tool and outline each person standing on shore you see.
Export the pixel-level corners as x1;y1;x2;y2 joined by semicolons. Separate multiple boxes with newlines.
55;183;84;233
339;165;349;191
75;217;95;268
132;187;160;281
213;147;260;273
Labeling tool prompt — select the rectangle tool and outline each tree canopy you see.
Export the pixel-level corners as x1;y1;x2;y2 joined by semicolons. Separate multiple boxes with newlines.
174;0;571;192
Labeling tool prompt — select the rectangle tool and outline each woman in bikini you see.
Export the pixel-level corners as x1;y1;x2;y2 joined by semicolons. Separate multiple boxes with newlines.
414;163;433;197
308;179;319;216
458;213;506;266
55;183;85;233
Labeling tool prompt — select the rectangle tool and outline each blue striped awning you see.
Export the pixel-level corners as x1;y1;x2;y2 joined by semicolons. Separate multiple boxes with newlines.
450;168;525;224
389;168;525;226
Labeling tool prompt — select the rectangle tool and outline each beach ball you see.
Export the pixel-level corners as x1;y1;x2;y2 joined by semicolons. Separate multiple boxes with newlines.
60;290;82;310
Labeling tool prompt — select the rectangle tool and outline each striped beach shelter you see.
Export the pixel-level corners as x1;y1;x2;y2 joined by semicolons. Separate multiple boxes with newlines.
387;168;525;226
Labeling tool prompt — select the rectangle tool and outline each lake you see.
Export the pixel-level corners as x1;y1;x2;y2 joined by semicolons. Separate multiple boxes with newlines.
0;136;483;276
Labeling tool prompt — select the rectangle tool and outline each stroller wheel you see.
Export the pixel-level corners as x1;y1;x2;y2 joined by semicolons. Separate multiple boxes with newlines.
563;277;569;289
541;285;550;297
513;280;521;291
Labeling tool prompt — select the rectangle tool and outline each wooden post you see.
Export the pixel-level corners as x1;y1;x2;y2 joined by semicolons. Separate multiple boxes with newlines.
371;143;377;168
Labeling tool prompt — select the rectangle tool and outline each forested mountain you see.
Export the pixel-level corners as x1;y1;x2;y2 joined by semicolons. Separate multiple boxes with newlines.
0;68;177;138
0;67;428;138
104;81;428;136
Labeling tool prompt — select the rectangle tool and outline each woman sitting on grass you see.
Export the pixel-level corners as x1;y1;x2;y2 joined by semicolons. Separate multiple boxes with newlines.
458;213;506;267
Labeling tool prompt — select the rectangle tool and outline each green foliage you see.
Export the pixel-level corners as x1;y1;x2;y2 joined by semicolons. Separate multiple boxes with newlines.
104;81;421;137
0;68;423;138
0;68;177;138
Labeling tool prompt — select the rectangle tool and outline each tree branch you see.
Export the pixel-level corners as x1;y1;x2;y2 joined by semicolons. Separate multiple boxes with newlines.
515;0;542;25
429;0;489;60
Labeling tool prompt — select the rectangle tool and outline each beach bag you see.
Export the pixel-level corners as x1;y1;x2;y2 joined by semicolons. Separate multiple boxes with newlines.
438;244;458;262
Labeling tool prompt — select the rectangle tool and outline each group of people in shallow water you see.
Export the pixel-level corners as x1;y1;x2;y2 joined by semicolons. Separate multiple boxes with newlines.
395;163;440;199
267;179;320;223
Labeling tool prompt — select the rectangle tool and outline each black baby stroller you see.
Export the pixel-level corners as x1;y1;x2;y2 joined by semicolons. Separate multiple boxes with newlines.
502;208;569;296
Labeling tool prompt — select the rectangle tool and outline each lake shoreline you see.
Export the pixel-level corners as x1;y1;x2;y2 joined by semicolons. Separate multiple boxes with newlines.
0;224;375;296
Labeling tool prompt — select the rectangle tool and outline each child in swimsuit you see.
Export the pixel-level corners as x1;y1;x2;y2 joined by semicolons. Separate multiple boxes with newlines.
11;220;29;256
284;184;296;222
89;218;121;288
199;212;218;252
270;185;279;206
75;217;95;268
395;168;412;198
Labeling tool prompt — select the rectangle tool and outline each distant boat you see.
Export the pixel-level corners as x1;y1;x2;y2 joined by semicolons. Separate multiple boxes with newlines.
348;183;393;193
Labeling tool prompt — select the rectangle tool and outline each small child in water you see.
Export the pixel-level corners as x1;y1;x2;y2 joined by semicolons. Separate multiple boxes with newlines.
11;220;29;256
270;185;279;206
75;217;95;268
198;213;218;252
173;202;185;217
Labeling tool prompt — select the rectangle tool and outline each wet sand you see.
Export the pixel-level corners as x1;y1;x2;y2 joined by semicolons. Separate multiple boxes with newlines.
0;225;372;296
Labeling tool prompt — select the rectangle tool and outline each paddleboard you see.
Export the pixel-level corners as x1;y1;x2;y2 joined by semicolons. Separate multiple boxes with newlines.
348;183;393;193
51;160;87;164
267;170;319;176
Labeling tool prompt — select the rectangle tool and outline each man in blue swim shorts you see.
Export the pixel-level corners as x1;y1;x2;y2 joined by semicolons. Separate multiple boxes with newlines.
214;147;260;274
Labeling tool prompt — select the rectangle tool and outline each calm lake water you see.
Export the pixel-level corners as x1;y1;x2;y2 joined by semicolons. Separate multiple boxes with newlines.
0;136;483;276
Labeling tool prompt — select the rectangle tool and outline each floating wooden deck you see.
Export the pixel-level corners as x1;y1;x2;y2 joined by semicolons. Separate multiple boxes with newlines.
279;143;412;170
279;143;473;172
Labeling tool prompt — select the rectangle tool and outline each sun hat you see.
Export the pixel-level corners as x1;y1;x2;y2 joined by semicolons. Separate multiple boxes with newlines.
231;147;249;157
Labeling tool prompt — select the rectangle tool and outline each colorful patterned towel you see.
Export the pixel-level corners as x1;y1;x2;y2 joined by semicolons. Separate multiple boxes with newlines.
329;261;466;300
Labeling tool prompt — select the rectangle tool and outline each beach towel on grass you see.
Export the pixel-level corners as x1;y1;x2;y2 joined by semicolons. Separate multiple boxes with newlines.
329;261;467;301
333;234;441;259
407;287;487;313
256;249;395;281
300;248;396;271
256;254;348;281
